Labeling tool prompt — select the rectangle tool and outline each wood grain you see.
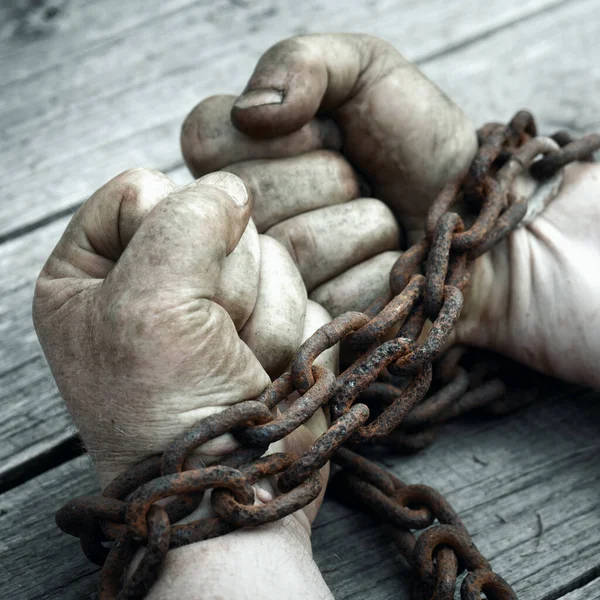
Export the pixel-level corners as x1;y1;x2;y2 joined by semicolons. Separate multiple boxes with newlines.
0;0;571;239
0;454;99;600
0;216;74;487
313;389;600;600
2;1;600;597
1;390;599;599
421;0;600;134
2;0;600;486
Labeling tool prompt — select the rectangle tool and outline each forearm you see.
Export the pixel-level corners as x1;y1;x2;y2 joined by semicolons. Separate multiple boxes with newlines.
145;518;333;600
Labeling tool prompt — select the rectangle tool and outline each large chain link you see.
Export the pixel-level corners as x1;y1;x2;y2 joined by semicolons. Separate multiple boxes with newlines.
55;111;600;599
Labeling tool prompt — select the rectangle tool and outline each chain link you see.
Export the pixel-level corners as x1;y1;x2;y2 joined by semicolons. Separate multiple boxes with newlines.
55;111;600;599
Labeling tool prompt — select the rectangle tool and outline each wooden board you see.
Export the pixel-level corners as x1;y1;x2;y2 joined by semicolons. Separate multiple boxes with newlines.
312;388;600;600
0;455;99;600
2;0;600;488
1;389;599;599
421;0;600;135
0;216;74;489
3;0;600;598
561;578;600;600
0;0;574;240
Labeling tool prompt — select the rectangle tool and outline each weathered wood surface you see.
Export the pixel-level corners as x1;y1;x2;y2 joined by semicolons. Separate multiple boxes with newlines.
421;0;600;134
2;0;600;489
1;389;599;600
0;215;75;488
0;0;583;240
561;578;600;600
2;0;600;598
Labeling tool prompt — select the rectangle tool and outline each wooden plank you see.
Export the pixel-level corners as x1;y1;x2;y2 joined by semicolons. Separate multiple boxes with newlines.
312;389;600;600
0;455;100;600
2;0;600;487
0;0;561;85
0;0;199;76
1;390;599;599
0;216;73;486
421;0;600;133
0;0;569;238
560;578;600;600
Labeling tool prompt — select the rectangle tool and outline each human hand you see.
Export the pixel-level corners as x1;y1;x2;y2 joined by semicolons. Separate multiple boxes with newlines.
461;160;600;389
180;34;475;320
181;33;600;389
33;168;336;599
181;100;404;317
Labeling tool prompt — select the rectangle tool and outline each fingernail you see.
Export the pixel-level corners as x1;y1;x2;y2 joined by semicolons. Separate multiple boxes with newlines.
255;486;274;504
234;88;284;109
199;172;249;206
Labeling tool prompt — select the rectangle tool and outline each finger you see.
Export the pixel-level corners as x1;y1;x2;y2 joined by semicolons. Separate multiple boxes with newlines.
224;150;360;233
277;419;328;528
232;34;468;136
266;198;401;291
272;300;335;525
272;300;335;457
302;300;339;376
41;168;176;281
213;219;261;330
272;300;336;447
297;300;336;436
240;235;307;378
310;251;401;317
231;34;476;221
106;172;250;296
181;95;342;178
58;172;269;477
231;34;368;137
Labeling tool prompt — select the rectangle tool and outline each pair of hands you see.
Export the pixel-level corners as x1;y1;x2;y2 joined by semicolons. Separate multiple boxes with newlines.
33;34;600;599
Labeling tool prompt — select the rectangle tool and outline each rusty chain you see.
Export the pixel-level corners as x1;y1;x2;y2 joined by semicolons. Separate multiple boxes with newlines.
55;111;600;599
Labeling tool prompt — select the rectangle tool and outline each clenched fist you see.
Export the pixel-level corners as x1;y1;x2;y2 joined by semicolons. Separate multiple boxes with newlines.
182;33;600;389
33;169;336;599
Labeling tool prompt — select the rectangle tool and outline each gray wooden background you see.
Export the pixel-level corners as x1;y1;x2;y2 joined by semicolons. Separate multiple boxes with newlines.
1;0;600;598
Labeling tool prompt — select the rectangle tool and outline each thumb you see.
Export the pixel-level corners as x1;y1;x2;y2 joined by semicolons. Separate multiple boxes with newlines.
105;172;251;298
231;34;476;227
231;33;370;137
231;34;469;140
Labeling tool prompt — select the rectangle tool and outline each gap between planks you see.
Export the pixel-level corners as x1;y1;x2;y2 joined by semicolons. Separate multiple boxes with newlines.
1;389;600;599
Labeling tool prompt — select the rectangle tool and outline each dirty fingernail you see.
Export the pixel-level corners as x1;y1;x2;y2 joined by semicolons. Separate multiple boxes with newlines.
199;172;249;207
234;88;284;110
255;486;274;504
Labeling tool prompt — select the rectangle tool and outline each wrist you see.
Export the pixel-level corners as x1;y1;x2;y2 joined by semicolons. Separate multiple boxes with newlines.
454;246;508;350
141;517;333;600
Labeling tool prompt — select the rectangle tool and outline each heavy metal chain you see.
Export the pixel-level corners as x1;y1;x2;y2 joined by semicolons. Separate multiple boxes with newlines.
55;111;600;600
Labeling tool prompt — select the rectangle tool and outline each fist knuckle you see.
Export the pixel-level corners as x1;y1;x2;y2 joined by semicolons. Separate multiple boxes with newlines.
118;166;160;182
181;96;227;175
32;277;49;328
267;221;313;269
114;167;173;208
361;197;394;219
223;163;255;194
266;35;306;61
332;155;360;198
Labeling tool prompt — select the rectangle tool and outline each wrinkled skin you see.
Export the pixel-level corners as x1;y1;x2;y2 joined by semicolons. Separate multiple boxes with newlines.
182;33;600;390
33;170;338;599
34;33;600;600
462;161;600;387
